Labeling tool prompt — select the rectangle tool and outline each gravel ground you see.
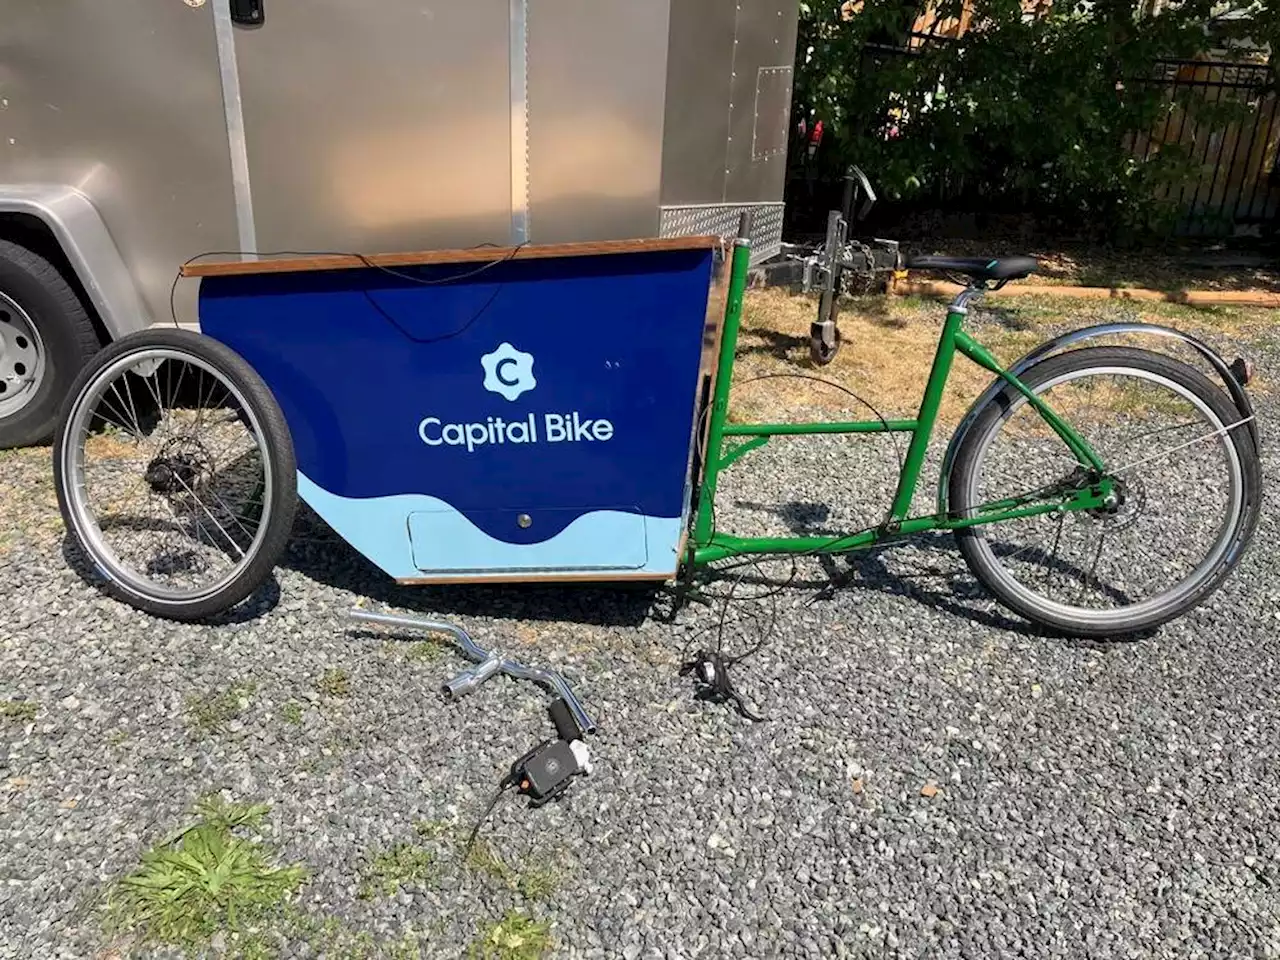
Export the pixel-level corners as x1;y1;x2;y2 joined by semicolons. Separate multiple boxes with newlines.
1;313;1278;959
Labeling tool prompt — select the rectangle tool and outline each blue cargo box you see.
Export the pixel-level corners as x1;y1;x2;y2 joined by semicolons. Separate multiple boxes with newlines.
191;237;719;584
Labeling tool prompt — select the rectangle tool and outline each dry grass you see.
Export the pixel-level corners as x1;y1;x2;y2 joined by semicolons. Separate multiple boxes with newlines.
731;290;1032;426
83;432;141;460
0;446;62;556
905;240;1280;294
0;430;184;557
729;289;1271;426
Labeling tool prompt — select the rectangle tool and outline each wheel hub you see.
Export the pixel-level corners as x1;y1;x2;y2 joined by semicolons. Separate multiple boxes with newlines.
1087;475;1145;530
0;292;48;420
145;439;213;495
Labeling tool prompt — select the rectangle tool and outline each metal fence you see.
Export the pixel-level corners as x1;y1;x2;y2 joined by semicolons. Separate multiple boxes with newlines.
1135;59;1280;237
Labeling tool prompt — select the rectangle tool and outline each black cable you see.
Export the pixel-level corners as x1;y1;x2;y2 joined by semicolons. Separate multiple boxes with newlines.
677;360;920;710
463;783;513;858
676;333;920;717
179;245;524;289
687;365;904;608
720;566;783;664
733;372;905;474
676;555;783;726
690;366;904;562
694;555;799;602
169;244;527;345
364;282;507;346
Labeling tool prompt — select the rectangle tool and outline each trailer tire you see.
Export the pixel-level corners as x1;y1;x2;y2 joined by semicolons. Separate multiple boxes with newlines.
0;239;101;448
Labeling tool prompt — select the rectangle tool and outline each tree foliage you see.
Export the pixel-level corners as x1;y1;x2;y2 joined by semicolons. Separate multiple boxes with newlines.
793;0;1278;235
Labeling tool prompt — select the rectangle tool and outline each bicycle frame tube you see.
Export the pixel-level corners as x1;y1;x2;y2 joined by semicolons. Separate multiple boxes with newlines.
885;302;965;520
954;330;1105;473
692;234;753;546
688;251;1110;567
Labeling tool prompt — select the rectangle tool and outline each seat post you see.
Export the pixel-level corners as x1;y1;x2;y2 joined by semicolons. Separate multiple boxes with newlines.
948;284;987;316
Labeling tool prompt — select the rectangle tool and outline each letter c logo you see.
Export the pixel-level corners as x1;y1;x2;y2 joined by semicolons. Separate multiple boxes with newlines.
481;343;537;401
496;357;520;387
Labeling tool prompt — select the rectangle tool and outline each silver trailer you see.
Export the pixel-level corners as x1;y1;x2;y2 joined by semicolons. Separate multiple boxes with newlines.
0;0;798;447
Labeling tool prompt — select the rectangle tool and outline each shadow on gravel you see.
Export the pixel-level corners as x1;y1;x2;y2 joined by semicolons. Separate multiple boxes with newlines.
739;328;810;362
280;508;657;628
701;535;1044;636
704;507;1157;643
59;532;283;624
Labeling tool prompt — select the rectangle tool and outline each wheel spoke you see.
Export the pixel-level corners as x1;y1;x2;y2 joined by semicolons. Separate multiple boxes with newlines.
87;406;141;443
166;356;187;412
118;370;147;443
1076;529;1108;605
137;365;176;446
1042;516;1064;590
1110;415;1253;476
98;388;145;444
199;477;262;546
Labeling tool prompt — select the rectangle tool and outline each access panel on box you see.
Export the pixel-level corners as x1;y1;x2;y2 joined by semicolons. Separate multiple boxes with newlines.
408;507;650;574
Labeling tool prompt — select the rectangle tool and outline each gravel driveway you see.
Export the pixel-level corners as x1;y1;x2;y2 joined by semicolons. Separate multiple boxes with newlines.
1;307;1278;959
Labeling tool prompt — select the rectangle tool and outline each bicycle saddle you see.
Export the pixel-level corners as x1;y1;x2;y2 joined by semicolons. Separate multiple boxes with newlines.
906;255;1039;283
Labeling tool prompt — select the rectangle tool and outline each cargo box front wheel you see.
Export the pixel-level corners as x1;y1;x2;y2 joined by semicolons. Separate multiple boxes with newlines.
53;329;298;620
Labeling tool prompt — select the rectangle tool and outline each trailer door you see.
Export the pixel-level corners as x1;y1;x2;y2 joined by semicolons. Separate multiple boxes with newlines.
229;0;514;253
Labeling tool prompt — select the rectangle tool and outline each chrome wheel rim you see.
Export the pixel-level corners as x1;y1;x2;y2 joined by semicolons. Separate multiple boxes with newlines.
61;347;276;605
0;292;48;419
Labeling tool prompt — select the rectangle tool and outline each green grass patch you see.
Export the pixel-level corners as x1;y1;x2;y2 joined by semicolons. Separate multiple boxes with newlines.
413;818;455;840
466;840;559;902
0;700;38;724
279;700;304;726
467;911;553;960
316;668;351;698
216;905;432;959
513;867;558;903
106;795;306;952
268;906;432;958
402;640;448;663
185;682;255;735
358;843;437;900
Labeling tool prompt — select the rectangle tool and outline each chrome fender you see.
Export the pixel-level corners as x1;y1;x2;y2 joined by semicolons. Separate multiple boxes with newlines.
937;322;1259;518
0;183;152;336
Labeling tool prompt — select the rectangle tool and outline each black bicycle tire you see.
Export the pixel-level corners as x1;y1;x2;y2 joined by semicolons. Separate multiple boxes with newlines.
52;328;298;621
950;346;1262;638
0;239;101;447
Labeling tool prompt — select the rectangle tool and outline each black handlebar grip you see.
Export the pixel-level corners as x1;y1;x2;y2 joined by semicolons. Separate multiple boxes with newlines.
737;210;754;244
548;698;582;742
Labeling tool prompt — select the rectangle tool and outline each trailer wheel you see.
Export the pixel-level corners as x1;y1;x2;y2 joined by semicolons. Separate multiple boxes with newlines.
0;239;101;448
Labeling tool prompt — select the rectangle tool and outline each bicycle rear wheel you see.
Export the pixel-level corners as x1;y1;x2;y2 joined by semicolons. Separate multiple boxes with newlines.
949;346;1260;637
53;329;297;620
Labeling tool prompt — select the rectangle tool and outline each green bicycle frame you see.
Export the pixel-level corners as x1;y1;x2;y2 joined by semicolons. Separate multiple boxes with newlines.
690;235;1112;567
